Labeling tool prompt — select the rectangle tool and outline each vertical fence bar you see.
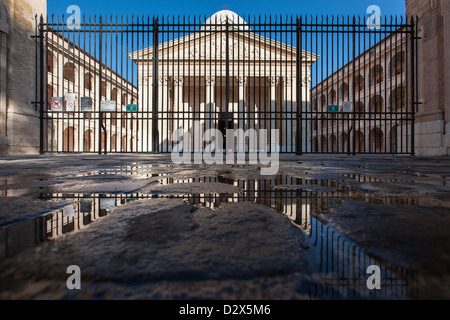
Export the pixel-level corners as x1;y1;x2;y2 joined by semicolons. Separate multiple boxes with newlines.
39;16;45;154
152;17;159;153
296;16;302;155
410;16;416;155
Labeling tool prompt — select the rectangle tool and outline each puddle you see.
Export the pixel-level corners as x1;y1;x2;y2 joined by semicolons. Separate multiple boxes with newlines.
0;172;423;299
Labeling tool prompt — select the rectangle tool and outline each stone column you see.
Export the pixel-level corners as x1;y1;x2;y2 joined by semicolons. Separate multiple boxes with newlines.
268;76;278;151
205;76;215;131
235;76;247;152
283;76;293;152
158;76;170;152
138;76;150;152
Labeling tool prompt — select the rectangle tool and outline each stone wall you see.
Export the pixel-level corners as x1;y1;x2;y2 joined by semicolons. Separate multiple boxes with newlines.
406;0;450;155
0;0;46;155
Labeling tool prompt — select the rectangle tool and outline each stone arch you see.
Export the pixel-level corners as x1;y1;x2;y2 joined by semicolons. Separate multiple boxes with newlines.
320;135;328;152
63;62;77;83
389;125;398;153
355;130;365;153
340;82;349;100
63;127;75;152
369;65;383;86
355;101;365;119
47;50;55;73
370;127;384;153
370;95;384;113
390;51;405;77
111;133;117;151
390;85;406;111
101;81;107;99
328;88;337;105
111;88;118;102
83;129;93;152
121;135;127;152
122;93;128;106
100;132;106;151
329;134;338;152
340;132;349;153
84;73;93;91
312;137;318;152
354;74;365;92
47;84;54;110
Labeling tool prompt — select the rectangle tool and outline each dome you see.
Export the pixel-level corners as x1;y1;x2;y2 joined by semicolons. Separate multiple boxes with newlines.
204;10;249;29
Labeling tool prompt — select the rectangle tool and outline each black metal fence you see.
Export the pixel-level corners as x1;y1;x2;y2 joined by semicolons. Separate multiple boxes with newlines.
36;14;418;154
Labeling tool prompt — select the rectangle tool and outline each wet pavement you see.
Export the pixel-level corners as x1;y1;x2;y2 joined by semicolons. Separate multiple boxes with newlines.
0;154;449;299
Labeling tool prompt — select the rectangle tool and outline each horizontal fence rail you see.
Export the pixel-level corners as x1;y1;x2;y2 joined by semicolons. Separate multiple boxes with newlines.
36;14;418;154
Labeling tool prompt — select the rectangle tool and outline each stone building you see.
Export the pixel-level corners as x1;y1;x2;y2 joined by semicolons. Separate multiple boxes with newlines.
45;32;139;152
406;0;450;155
311;31;410;153
130;10;318;153
0;0;46;154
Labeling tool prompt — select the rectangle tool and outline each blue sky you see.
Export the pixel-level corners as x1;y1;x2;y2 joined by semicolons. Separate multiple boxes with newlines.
47;0;406;18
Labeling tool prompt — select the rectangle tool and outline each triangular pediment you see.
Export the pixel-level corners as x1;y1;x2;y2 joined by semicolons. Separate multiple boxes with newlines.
129;21;318;63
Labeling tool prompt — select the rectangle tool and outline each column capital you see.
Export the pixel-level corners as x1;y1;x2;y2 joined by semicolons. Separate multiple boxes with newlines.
236;76;247;86
283;76;292;86
158;76;170;85
173;76;184;86
267;76;279;87
205;76;216;86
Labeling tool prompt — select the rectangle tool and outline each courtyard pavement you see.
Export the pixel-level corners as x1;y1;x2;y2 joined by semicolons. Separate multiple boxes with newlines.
0;154;449;299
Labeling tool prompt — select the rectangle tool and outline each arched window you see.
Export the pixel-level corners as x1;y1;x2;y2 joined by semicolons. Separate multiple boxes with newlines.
390;85;406;111
47;85;53;110
47;50;54;73
355;130;365;152
354;74;365;92
369;65;383;86
355;101;365;119
340;82;349;100
101;81;107;99
390;51;405;77
328;88;337;105
370;128;384;153
122;93;128;106
111;88;118;102
63;62;77;83
84;73;93;91
369;95;384;113
320;94;326;108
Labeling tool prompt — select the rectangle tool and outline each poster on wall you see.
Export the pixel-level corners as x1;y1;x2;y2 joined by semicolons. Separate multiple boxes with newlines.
101;100;116;112
342;101;352;113
65;93;76;112
80;97;93;112
126;104;137;112
51;97;63;111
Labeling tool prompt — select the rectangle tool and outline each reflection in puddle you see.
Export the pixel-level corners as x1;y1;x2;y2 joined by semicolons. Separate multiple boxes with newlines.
0;174;419;299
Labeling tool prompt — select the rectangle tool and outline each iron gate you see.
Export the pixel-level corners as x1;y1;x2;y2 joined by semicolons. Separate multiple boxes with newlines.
36;13;418;154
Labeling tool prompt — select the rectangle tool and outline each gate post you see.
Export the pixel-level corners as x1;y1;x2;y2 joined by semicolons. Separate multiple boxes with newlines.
295;16;302;155
152;17;159;153
39;15;44;154
410;16;416;156
98;16;104;154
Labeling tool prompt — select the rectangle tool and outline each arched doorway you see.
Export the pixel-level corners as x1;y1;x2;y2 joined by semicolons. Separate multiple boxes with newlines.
83;129;92;152
63;127;75;152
